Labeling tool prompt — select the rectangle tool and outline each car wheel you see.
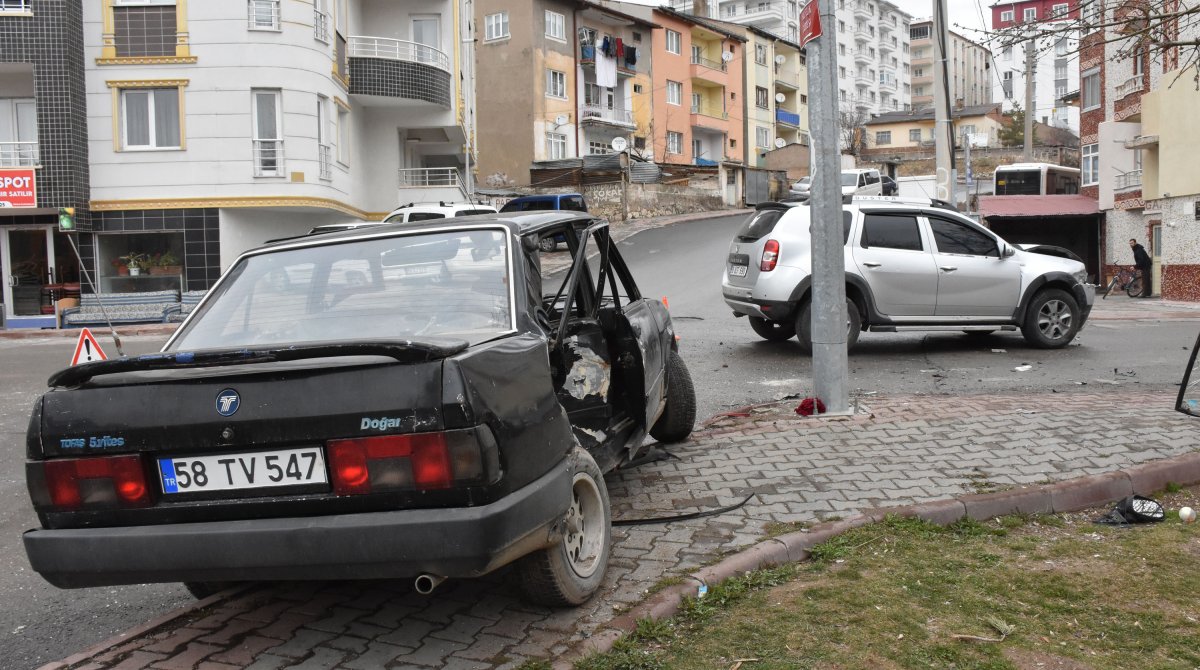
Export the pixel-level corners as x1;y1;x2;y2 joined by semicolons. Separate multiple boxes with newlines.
796;299;862;353
539;236;558;252
518;448;611;607
649;350;697;443
184;582;238;599
749;316;797;342
1021;288;1080;349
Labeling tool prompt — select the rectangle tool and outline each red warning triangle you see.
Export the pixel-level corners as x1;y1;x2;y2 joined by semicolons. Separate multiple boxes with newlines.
70;328;108;366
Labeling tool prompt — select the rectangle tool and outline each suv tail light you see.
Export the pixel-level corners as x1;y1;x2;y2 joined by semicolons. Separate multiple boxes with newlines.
327;428;493;496
29;455;151;510
760;239;780;272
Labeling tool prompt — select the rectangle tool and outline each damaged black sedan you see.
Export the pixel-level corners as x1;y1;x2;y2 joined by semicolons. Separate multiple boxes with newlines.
23;213;696;606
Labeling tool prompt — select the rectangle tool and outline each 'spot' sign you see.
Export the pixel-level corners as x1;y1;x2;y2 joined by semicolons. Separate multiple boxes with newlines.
0;169;37;208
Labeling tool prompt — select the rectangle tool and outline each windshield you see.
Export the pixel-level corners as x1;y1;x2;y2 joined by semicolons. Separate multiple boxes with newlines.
994;170;1042;195
169;228;513;351
840;172;860;186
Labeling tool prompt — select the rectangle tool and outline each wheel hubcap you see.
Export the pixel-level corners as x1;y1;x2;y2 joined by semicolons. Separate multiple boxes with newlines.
1037;299;1073;340
563;473;604;578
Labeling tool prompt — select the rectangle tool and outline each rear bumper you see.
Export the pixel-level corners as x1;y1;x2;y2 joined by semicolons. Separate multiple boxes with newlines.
25;458;572;588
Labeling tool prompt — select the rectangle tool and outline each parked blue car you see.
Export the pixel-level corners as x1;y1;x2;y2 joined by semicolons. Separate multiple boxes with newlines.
500;194;588;251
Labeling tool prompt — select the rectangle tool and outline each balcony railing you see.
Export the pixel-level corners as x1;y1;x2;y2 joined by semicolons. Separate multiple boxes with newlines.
853;49;872;64
855;72;873;86
582;105;635;126
1115;169;1142;191
253;140;284;177
314;9;331;43
690;55;727;71
0;0;32;12
853;2;872;19
247;0;280;30
1115;75;1143;100
0;141;39;167
348;36;451;73
854;27;873;41
318;143;332;180
690;103;728;120
775;109;800;127
398;167;461;188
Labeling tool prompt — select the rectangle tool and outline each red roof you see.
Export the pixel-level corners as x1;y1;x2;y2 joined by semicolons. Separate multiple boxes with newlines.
978;195;1100;218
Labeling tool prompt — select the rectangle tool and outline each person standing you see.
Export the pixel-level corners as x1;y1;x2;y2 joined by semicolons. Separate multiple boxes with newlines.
1129;238;1153;298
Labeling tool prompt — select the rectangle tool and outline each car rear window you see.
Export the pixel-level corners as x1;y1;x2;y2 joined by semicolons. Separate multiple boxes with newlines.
860;213;922;251
562;196;587;211
408;212;446;221
736;209;786;241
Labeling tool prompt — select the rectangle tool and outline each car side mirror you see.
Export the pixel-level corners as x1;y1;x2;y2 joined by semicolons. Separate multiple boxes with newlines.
1176;332;1200;417
1001;244;1016;258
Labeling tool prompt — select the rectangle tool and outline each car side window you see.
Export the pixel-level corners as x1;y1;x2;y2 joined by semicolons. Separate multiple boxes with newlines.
866;172;880;184
563;196;586;211
927;217;998;257
407;212;445;221
860;213;923;251
383;214;403;223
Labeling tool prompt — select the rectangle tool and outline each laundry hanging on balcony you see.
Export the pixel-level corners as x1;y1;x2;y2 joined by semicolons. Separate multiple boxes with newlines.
596;50;617;88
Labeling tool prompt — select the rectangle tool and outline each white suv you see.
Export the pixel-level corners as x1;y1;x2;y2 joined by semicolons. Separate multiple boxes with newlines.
722;196;1095;350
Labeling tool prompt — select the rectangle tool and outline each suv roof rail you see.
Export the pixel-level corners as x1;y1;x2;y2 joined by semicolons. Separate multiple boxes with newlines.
851;195;959;211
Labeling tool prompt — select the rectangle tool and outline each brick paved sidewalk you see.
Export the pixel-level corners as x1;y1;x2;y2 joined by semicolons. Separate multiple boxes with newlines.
44;389;1198;670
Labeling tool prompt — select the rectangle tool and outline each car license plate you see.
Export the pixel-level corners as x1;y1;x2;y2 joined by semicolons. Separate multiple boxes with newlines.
158;447;327;494
729;264;748;277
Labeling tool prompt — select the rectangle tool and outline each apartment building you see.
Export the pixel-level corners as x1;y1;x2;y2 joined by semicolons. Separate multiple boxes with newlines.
0;0;87;328
990;0;1079;133
860;103;1006;159
474;0;654;187
676;0;911;117
907;20;994;110
1084;1;1200;300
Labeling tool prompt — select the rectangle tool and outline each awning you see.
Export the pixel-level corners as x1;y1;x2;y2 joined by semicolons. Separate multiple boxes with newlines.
978;195;1100;219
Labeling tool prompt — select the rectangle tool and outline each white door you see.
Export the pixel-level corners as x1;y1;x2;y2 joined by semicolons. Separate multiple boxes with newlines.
1;226;56;322
851;212;938;316
412;16;440;63
252;90;282;176
925;215;1021;317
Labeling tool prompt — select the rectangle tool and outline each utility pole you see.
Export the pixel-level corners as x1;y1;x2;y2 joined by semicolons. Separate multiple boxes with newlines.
932;0;954;203
1023;35;1036;161
806;0;848;414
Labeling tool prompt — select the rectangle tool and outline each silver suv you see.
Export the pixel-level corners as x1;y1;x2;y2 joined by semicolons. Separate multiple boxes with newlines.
722;196;1095;350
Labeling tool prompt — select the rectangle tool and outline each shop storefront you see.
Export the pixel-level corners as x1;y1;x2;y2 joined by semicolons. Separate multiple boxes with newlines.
0;211;81;329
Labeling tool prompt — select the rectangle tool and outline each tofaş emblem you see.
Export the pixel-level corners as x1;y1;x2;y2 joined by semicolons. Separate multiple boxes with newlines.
215;389;240;416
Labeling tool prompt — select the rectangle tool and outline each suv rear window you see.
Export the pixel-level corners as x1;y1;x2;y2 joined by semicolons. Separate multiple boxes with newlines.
861;213;922;251
408;212;446;221
736;209;786;241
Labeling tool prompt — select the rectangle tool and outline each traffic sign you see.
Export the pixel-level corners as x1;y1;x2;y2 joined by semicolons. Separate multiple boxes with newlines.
70;328;108;366
798;0;822;47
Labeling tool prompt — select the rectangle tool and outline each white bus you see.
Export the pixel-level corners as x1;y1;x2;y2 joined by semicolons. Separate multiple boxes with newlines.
993;163;1081;196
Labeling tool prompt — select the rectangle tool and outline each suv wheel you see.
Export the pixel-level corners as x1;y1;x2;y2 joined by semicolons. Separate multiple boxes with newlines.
749;316;797;342
539;236;558;252
1021;288;1080;349
796;299;862;353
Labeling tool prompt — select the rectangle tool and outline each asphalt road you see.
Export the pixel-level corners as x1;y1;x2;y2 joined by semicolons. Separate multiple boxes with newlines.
1;214;1197;668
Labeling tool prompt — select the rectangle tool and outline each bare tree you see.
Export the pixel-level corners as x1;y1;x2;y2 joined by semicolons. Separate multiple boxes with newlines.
839;108;871;157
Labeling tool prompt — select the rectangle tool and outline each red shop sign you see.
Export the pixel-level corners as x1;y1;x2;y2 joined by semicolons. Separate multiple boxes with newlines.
0;169;37;208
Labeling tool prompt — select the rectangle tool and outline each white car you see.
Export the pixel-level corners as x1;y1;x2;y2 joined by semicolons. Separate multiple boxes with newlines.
384;202;497;223
789;176;811;197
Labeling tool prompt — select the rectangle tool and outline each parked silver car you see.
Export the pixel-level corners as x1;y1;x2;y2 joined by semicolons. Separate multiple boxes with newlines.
722;196;1095;350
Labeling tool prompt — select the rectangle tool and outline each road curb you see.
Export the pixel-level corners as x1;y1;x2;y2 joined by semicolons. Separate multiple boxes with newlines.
558;449;1200;667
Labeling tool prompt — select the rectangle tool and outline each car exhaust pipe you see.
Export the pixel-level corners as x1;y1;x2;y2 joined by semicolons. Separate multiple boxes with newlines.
414;574;446;595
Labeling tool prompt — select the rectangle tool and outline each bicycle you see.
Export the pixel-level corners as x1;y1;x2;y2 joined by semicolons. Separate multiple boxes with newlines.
1102;266;1144;298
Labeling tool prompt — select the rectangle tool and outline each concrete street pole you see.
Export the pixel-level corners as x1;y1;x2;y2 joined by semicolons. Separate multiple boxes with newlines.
1023;35;1036;161
932;0;954;203
807;0;848;413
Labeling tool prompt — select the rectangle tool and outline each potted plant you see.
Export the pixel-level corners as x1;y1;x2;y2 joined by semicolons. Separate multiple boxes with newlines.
149;251;182;276
111;257;129;276
121;253;148;276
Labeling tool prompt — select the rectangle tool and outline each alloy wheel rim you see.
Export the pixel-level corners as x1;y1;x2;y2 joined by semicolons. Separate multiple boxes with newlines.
1037;299;1072;340
563;472;605;578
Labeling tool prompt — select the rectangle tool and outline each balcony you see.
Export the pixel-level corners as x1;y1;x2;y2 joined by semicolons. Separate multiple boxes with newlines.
580;45;637;78
853;2;872;20
689;55;729;86
1115;169;1142;191
581;105;636;129
348;36;452;107
775;109;800;127
399;167;460;188
1124;134;1159;149
0;141;39;168
774;67;800;89
879;73;898;93
739;4;785;28
855;71;873;87
690;103;728;130
854;26;873;43
1115;75;1143;100
879;39;896;53
853;48;872;65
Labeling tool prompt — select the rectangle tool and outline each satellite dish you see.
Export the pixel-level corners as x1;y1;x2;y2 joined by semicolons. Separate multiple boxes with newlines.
775;92;786;103
774;54;786;64
721;51;734;62
554;114;569;126
774;137;787;148
610;136;628;152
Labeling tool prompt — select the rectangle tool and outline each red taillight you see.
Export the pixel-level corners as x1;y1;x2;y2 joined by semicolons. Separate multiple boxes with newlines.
40;455;150;510
327;432;459;495
760;239;780;272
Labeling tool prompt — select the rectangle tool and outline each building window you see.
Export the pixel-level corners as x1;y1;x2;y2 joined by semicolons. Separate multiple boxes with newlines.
546;69;567;99
839;66;846;79
546;132;567;159
756;126;769;148
484;12;509;41
1133;48;1144;76
1052;3;1069;18
667;80;682;105
755;43;767;64
0;0;32;12
1081;67;1100;110
667;131;683;154
909;128;921;142
1001;70;1013;99
313;0;331;42
666;29;681;55
875;130;891;145
336;101;349;165
1082;143;1098;185
588;140;612;155
121;87;181;150
545;10;565;40
317;95;332;179
756;86;769;108
910;25;929;40
1082;1;1100;27
839;43;846;55
1000;9;1013;22
113;0;178;57
248;0;280;30
252;89;282;176
1023;7;1036;21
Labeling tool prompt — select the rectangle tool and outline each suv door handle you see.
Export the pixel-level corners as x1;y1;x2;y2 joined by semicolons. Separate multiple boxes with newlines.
940;266;958;272
862;261;882;268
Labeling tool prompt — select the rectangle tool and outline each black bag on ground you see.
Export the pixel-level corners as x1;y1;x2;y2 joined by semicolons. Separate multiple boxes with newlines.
1094;495;1166;525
